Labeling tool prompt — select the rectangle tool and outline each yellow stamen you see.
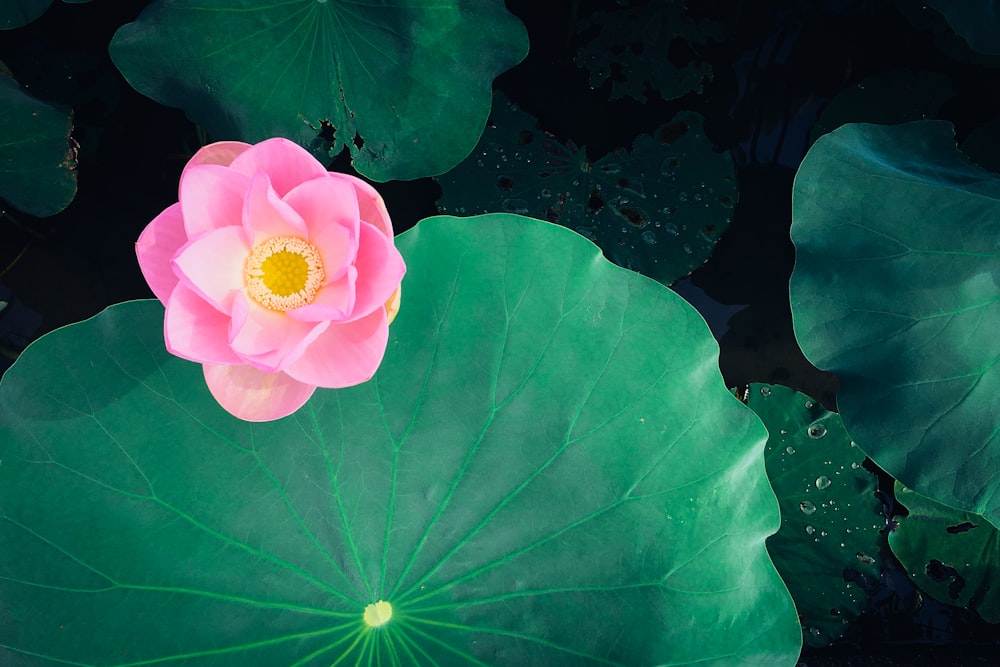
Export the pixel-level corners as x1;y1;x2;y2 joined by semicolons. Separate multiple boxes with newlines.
244;236;325;311
384;286;401;325
363;600;392;627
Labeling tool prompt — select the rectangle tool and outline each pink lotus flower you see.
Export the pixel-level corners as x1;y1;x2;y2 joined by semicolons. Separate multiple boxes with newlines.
136;138;405;421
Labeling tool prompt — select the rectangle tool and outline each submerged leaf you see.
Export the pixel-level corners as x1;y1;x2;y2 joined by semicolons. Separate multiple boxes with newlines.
109;0;528;181
0;215;801;665
436;95;736;286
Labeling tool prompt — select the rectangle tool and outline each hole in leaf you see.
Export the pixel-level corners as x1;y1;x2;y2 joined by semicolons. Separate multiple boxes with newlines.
946;522;976;534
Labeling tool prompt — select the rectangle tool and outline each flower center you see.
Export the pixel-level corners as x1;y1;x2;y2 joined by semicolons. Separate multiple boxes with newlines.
244;236;325;311
363;600;392;628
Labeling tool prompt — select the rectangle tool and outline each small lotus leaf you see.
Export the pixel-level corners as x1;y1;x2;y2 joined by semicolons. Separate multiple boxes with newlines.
436;95;736;285
890;482;1000;623
0;68;77;217
748;383;881;647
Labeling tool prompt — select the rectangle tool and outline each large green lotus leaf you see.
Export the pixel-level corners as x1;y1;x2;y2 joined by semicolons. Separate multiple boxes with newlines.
789;121;1000;527
889;482;1000;623
0;215;800;665
108;0;528;182
0;67;77;217
436;95;736;286
747;384;881;648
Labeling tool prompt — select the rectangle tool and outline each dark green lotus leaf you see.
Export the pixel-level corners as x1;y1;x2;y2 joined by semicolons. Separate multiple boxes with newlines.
0;0;50;29
0;215;800;665
0;67;77;217
109;0;528;182
436;95;736;286
575;0;723;102
889;483;1000;623
809;70;953;146
747;384;881;647
925;0;1000;55
790;121;1000;528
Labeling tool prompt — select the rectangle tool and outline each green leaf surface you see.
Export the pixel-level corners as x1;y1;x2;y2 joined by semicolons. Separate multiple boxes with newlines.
790;121;1000;527
747;384;882;647
436;95;736;286
0;68;77;217
108;0;528;182
0;215;800;665
890;482;1000;623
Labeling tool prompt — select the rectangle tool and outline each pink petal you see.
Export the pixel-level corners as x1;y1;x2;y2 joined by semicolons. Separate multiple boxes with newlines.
179;164;252;239
187;141;251;168
284;177;360;279
228;137;328;198
348;221;407;321
284;308;388;388
229;293;328;371
136;203;187;304
244;171;308;244
203;364;316;422
164;284;243;365
334;173;394;237
171;226;250;314
286;269;357;322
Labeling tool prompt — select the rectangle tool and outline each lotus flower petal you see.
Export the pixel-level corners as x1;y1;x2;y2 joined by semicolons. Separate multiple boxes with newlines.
284;176;360;279
203;363;316;422
284;308;388;387
349;221;407;321
187;140;250;168
164;285;243;365
179;164;251;239
171;226;250;314
136;203;186;304
228;137;328;197
243;171;308;243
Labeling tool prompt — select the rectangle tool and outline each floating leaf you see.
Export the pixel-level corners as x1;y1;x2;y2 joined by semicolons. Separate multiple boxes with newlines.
790;121;1000;528
890;482;1000;623
109;0;528;182
747;383;881;647
0;0;51;29
809;70;953;146
924;0;1000;55
0;66;77;217
0;215;801;665
574;0;722;102
436;95;736;285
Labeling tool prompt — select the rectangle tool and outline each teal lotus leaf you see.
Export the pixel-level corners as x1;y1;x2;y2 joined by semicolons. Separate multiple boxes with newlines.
747;384;882;647
0;67;77;217
790;121;1000;527
889;482;1000;623
925;0;1000;55
108;0;528;182
0;0;50;29
0;215;801;665
436;94;736;286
